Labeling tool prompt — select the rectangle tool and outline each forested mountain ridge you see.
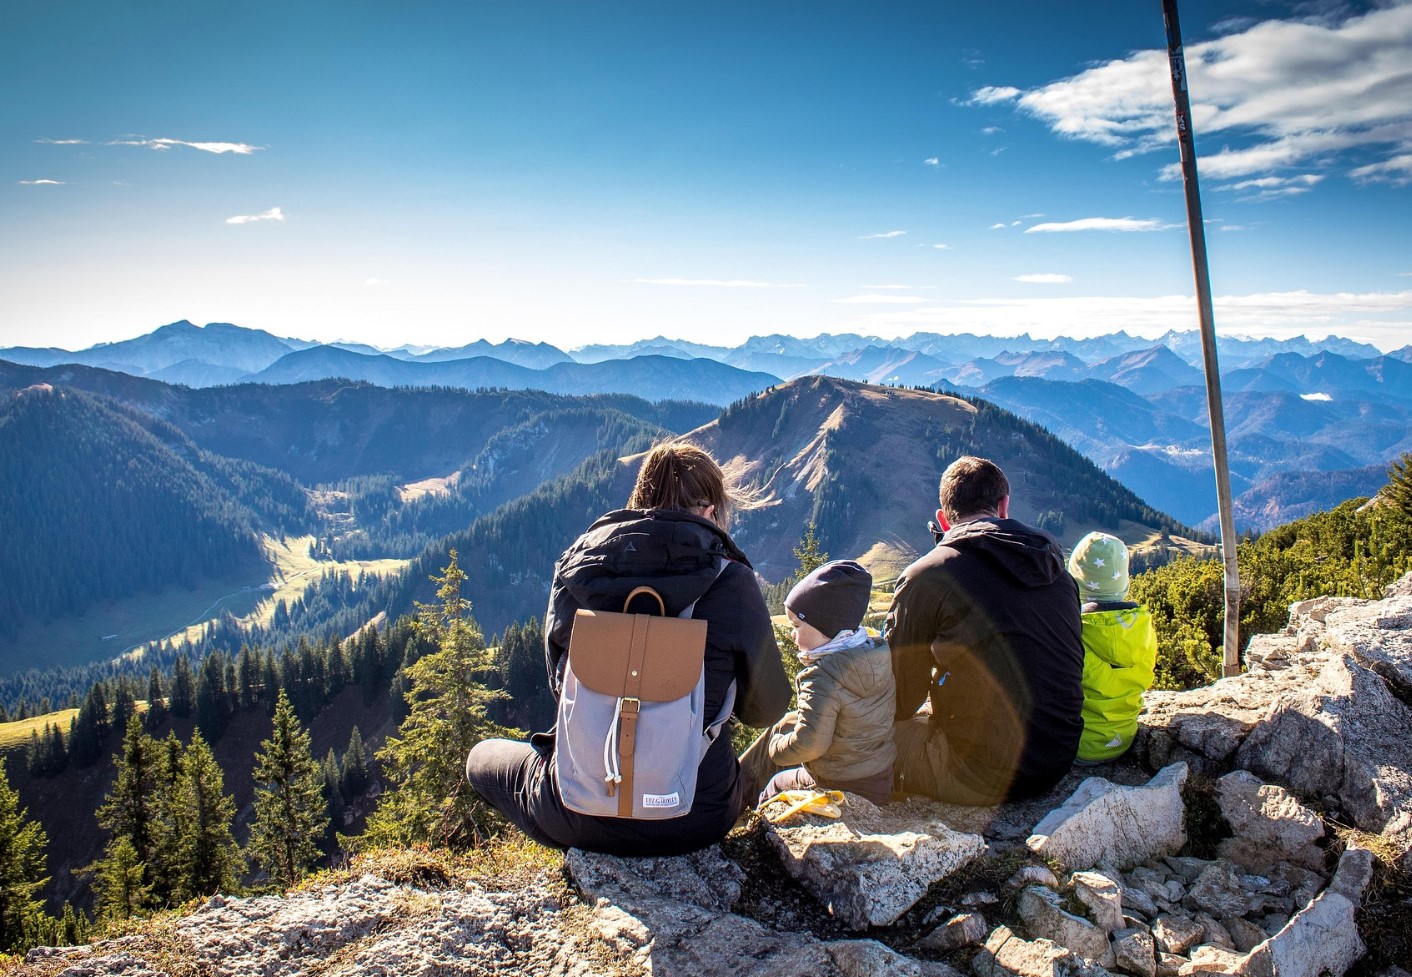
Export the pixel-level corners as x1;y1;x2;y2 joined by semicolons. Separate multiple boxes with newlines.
0;385;311;645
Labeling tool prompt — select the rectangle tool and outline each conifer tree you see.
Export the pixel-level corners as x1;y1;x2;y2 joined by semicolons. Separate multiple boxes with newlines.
248;692;328;888
0;764;49;952
1386;451;1412;515
144;666;167;730
362;551;516;848
172;733;241;900
95;715;158;895
340;726;368;797
793;521;828;577
91;838;150;920
169;655;195;717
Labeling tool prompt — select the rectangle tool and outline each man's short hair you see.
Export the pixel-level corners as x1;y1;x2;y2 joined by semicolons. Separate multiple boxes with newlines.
939;456;1009;521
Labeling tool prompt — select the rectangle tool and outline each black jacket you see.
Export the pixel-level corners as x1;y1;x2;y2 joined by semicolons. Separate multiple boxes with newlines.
535;507;790;854
886;517;1084;802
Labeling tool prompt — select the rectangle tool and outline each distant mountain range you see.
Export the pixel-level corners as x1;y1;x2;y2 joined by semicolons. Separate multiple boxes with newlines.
4;320;1408;530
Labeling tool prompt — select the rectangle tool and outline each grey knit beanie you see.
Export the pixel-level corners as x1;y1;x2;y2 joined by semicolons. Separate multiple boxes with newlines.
785;560;872;639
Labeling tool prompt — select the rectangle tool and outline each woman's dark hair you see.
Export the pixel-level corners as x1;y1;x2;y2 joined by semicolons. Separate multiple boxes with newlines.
628;442;735;527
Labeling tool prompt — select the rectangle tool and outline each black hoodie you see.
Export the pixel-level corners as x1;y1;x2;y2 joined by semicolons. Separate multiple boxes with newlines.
886;517;1084;802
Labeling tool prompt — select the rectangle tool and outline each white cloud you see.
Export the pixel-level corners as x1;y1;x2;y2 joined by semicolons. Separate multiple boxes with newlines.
631;278;804;288
36;138;87;145
19;179;64;185
1213;172;1325;202
1350;152;1412;186
861;284;923;290
989;222;1008;230
923;157;941;166
1015;273;1074;284
1025;217;1169;233
113;137;261;154
1300;392;1333;401
982;126;1004;136
860;230;907;239
971;3;1412;186
226;206;285;225
832;295;930;304
931;243;952;250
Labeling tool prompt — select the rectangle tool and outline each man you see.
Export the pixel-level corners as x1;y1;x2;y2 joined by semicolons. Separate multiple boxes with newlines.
885;456;1083;805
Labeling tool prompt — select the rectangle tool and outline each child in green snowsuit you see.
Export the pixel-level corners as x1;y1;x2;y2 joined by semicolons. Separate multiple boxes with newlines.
1068;533;1157;761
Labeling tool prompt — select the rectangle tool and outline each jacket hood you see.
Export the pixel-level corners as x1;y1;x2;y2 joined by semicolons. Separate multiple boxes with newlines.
940;517;1066;589
555;508;751;616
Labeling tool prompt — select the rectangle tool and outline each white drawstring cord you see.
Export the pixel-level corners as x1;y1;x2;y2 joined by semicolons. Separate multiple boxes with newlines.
603;697;624;789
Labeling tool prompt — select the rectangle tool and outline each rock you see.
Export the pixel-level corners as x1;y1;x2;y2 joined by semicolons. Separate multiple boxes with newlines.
1215;771;1325;874
1027;764;1188;872
972;925;1114;977
766;794;986;929
1180;945;1246;974
1163;857;1211;883
1112;927;1157;977
1017;886;1114;965
1193;915;1234;951
916;912;990;953
962;891;1001;906
1157;952;1186;977
1151;914;1204;955
1071;871;1125;934
1009;865;1061;889
1116;877;1160;918
567;845;744;912
828;939;965;977
1185;860;1265;919
1222;916;1268;954
1235;846;1376;977
1257;914;1288;937
1322;594;1412;695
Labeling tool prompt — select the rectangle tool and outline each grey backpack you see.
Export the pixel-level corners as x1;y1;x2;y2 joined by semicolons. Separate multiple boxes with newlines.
554;568;734;820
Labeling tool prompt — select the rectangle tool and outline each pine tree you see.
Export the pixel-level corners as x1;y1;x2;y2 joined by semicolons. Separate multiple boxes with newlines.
793;522;828;577
362;551;516;848
1386;451;1412;515
340;726;368;797
248;692;329;887
95;715;159;900
172;733;241;900
0;763;49;952
144;666;167;730
91;838;150;920
169;655;195;717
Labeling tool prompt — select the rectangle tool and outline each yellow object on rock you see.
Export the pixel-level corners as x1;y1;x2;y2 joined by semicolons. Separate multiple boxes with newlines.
761;789;846;823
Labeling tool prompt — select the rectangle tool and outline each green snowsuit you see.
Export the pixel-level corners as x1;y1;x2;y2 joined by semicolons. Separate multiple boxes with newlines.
1077;602;1157;761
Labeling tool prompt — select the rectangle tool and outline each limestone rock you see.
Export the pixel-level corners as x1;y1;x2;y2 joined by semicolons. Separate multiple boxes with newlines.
1071;871;1125;934
972;925;1113;977
1027;764;1188;871
828;938;965;977
1180;945;1245;975
1222;916;1268;954
1215;772;1324;874
568;845;744;912
1185;860;1269;919
1112;927;1157;977
1017;886;1113;965
1193;914;1234;951
1235;847;1376;977
916;912;989;953
1157;952;1185;977
1008;865;1060;889
767;793;986;930
1151;914;1203;955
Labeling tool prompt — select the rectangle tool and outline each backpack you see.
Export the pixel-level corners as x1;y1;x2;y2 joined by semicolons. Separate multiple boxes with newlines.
553;565;735;820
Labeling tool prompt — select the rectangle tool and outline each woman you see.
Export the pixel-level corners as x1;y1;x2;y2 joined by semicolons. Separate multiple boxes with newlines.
466;442;790;856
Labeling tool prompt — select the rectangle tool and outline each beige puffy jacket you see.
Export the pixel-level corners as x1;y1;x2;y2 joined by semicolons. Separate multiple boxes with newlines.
768;636;897;783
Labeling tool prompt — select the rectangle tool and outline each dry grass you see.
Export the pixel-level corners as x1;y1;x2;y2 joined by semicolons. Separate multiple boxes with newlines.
0;710;79;753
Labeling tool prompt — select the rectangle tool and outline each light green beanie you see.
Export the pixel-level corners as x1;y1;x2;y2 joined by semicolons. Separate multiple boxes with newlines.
1068;532;1130;602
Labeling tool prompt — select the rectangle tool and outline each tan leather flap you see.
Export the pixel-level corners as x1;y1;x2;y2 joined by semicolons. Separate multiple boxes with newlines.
568;609;706;701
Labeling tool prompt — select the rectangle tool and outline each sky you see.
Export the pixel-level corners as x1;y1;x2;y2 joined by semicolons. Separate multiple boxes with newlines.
4;0;1411;353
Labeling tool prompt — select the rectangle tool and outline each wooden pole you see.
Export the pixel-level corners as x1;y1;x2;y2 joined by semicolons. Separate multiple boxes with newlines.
1161;0;1242;677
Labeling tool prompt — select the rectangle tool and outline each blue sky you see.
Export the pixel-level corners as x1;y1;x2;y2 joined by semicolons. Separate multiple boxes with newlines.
4;0;1411;352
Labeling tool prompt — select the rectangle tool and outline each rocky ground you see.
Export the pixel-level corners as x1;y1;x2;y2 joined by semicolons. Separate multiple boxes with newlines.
9;576;1412;977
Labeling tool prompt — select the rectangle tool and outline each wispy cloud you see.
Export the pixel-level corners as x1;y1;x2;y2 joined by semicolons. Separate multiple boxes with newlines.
113;137;262;155
630;278;804;288
923;157;941;167
19;179;64;185
989;222;1008;230
1025;217;1169;233
981;126;1004;136
860;230;907;239
36;138;88;145
226;207;285;225
1350;153;1412;186
1015;273;1074;283
1213;173;1325;202
968;3;1412;187
832;295;930;304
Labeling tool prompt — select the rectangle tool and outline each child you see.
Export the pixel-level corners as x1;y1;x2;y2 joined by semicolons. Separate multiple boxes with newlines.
760;560;896;806
1067;532;1158;762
